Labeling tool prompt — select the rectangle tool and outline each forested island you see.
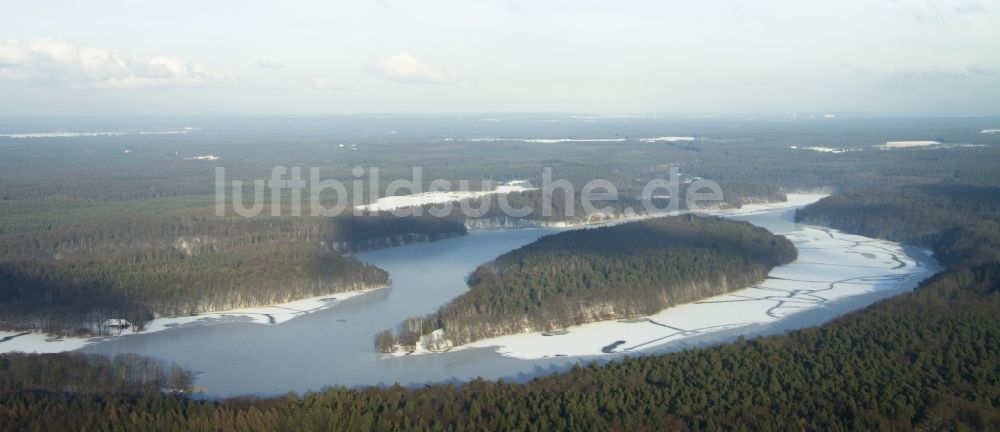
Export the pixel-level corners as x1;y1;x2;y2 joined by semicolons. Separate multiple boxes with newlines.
379;215;796;351
0;214;465;336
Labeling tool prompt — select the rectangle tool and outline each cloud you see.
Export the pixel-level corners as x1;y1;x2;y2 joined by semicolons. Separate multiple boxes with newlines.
839;62;872;74
0;38;234;88
373;52;458;84
889;1;990;23
954;3;988;15
507;2;528;15
257;60;284;70
872;66;999;95
841;63;999;79
966;65;997;76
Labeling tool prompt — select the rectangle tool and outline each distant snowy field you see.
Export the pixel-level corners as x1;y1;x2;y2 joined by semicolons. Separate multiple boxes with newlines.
443;136;696;144
0;128;194;139
354;181;535;212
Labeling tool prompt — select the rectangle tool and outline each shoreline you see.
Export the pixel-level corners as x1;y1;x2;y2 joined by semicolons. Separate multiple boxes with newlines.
461;193;828;231
386;194;938;358
1;193;831;356
458;228;936;359
0;286;388;354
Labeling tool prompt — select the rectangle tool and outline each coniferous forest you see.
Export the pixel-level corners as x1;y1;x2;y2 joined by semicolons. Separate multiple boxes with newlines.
3;182;999;431
4;0;1000;424
0;215;465;335
1;116;999;430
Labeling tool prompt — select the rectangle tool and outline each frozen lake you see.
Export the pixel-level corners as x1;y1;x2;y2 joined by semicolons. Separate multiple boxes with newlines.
79;205;938;397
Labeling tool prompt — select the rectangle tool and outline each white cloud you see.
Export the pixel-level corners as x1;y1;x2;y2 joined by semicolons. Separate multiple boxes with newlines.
373;52;458;84
257;60;284;70
954;3;988;15
967;65;998;76
0;38;233;88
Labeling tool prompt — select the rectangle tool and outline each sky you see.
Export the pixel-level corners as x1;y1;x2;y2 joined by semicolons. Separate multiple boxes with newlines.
1;0;999;115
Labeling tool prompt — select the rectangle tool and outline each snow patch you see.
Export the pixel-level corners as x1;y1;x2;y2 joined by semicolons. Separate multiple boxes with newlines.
639;136;696;143
355;181;536;212
790;145;862;154
457;137;627;143
876;141;940;149
184;155;219;161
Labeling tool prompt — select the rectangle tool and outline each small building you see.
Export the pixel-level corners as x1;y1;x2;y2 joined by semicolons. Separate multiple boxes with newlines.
103;318;132;329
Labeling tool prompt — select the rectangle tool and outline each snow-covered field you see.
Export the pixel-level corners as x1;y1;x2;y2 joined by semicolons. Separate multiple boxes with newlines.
877;140;940;149
446;137;628;143
0;128;193;139
0;131;125;139
789;145;862;154
0;288;384;354
639;136;696;143
443;137;696;144
355;181;536;212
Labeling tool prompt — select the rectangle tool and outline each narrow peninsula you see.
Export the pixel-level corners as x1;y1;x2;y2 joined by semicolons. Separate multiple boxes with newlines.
379;214;796;352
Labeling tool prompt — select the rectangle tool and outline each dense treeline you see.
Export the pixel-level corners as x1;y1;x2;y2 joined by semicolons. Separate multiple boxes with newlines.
14;116;992;236
1;227;997;430
1;352;192;395
0;215;464;335
1;116;999;429
328;214;466;251
4;116;995;207
383;216;796;350
795;183;1000;267
794;183;1000;242
420;184;785;230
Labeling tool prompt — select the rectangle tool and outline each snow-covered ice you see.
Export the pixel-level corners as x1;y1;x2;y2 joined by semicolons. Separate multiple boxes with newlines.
452;195;938;359
714;193;827;215
0;332;96;354
0;288;384;354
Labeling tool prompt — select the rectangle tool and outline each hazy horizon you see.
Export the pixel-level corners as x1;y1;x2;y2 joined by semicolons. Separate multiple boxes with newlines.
2;0;1000;116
